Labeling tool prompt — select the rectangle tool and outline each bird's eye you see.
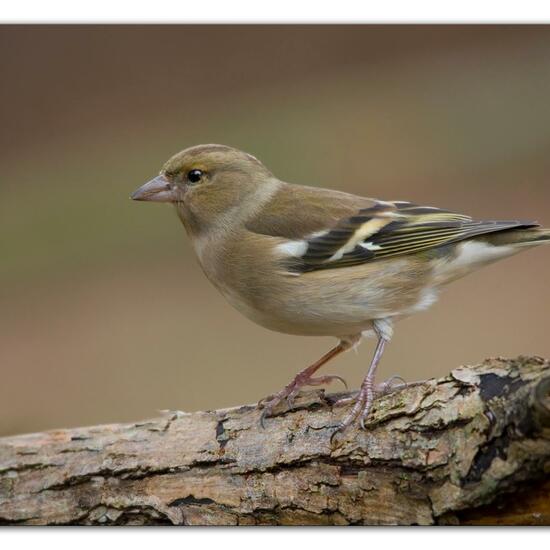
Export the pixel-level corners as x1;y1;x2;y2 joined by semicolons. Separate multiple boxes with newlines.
187;169;204;184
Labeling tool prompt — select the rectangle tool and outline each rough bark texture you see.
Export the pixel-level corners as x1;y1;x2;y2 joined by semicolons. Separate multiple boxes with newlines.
1;356;549;526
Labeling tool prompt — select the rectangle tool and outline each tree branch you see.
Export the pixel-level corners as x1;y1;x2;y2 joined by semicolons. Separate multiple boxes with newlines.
1;356;549;525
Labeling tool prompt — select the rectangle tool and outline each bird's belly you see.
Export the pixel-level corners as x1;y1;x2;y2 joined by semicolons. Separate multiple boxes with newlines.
223;289;376;336
215;260;436;337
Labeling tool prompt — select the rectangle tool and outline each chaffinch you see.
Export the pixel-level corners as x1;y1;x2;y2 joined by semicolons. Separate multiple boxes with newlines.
132;144;550;434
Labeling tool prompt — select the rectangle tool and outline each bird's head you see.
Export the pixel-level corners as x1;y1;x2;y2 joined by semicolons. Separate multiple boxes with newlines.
131;144;274;232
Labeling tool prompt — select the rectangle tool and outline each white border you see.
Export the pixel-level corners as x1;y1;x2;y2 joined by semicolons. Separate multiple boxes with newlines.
2;1;548;543
1;528;547;548
2;0;550;23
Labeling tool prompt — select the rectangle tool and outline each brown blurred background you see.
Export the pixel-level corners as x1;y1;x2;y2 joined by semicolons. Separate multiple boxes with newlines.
1;25;550;437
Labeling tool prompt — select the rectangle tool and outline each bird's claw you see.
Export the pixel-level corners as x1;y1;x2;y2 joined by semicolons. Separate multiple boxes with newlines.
330;426;343;446
258;373;348;429
375;375;407;396
330;375;412;443
318;374;348;390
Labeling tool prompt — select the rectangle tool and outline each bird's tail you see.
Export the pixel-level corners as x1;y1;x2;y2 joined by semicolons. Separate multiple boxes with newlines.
434;226;549;286
484;227;550;248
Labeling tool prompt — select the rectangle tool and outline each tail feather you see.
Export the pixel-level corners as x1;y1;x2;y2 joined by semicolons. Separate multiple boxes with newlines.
484;227;550;248
433;226;549;285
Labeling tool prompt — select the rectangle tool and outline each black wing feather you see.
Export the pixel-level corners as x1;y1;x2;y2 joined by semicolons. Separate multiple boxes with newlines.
289;201;538;273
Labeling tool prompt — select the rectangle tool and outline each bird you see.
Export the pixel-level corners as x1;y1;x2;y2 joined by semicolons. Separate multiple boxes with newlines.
131;144;550;434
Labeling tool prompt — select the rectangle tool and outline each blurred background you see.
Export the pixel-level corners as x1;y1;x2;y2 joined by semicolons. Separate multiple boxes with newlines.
1;25;550;437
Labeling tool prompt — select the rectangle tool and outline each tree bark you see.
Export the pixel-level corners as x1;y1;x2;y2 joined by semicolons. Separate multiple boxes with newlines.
1;356;549;525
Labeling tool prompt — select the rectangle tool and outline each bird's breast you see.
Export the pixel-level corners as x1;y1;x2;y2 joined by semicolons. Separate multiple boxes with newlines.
188;230;438;337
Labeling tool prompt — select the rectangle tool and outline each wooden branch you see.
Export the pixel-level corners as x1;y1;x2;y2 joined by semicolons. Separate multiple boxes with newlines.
1;356;549;525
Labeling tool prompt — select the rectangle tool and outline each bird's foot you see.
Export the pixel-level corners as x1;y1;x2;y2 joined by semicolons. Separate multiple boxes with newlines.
332;376;376;436
259;373;347;428
374;374;408;396
330;375;411;443
332;374;407;408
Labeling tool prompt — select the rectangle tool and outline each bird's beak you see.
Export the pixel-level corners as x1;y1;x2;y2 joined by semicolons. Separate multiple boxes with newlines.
131;175;177;203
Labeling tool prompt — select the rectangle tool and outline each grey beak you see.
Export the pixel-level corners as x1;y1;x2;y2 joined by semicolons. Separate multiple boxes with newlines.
131;175;176;202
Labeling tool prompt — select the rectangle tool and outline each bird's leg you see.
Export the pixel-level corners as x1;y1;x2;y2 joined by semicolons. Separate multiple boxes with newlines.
259;338;357;428
335;337;387;432
333;320;392;434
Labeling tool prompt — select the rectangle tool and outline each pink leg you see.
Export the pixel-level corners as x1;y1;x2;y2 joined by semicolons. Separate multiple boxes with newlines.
333;335;388;436
259;341;351;428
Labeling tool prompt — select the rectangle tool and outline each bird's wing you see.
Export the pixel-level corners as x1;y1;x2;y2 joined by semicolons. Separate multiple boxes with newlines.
281;200;538;273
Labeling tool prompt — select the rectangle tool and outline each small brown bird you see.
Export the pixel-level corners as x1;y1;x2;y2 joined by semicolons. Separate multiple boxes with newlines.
132;144;550;434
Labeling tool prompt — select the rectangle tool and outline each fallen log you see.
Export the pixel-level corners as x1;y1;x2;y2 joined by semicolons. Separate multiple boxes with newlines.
1;356;549;525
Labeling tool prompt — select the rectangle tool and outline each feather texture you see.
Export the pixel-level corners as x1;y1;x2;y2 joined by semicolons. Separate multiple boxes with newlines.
283;201;538;273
